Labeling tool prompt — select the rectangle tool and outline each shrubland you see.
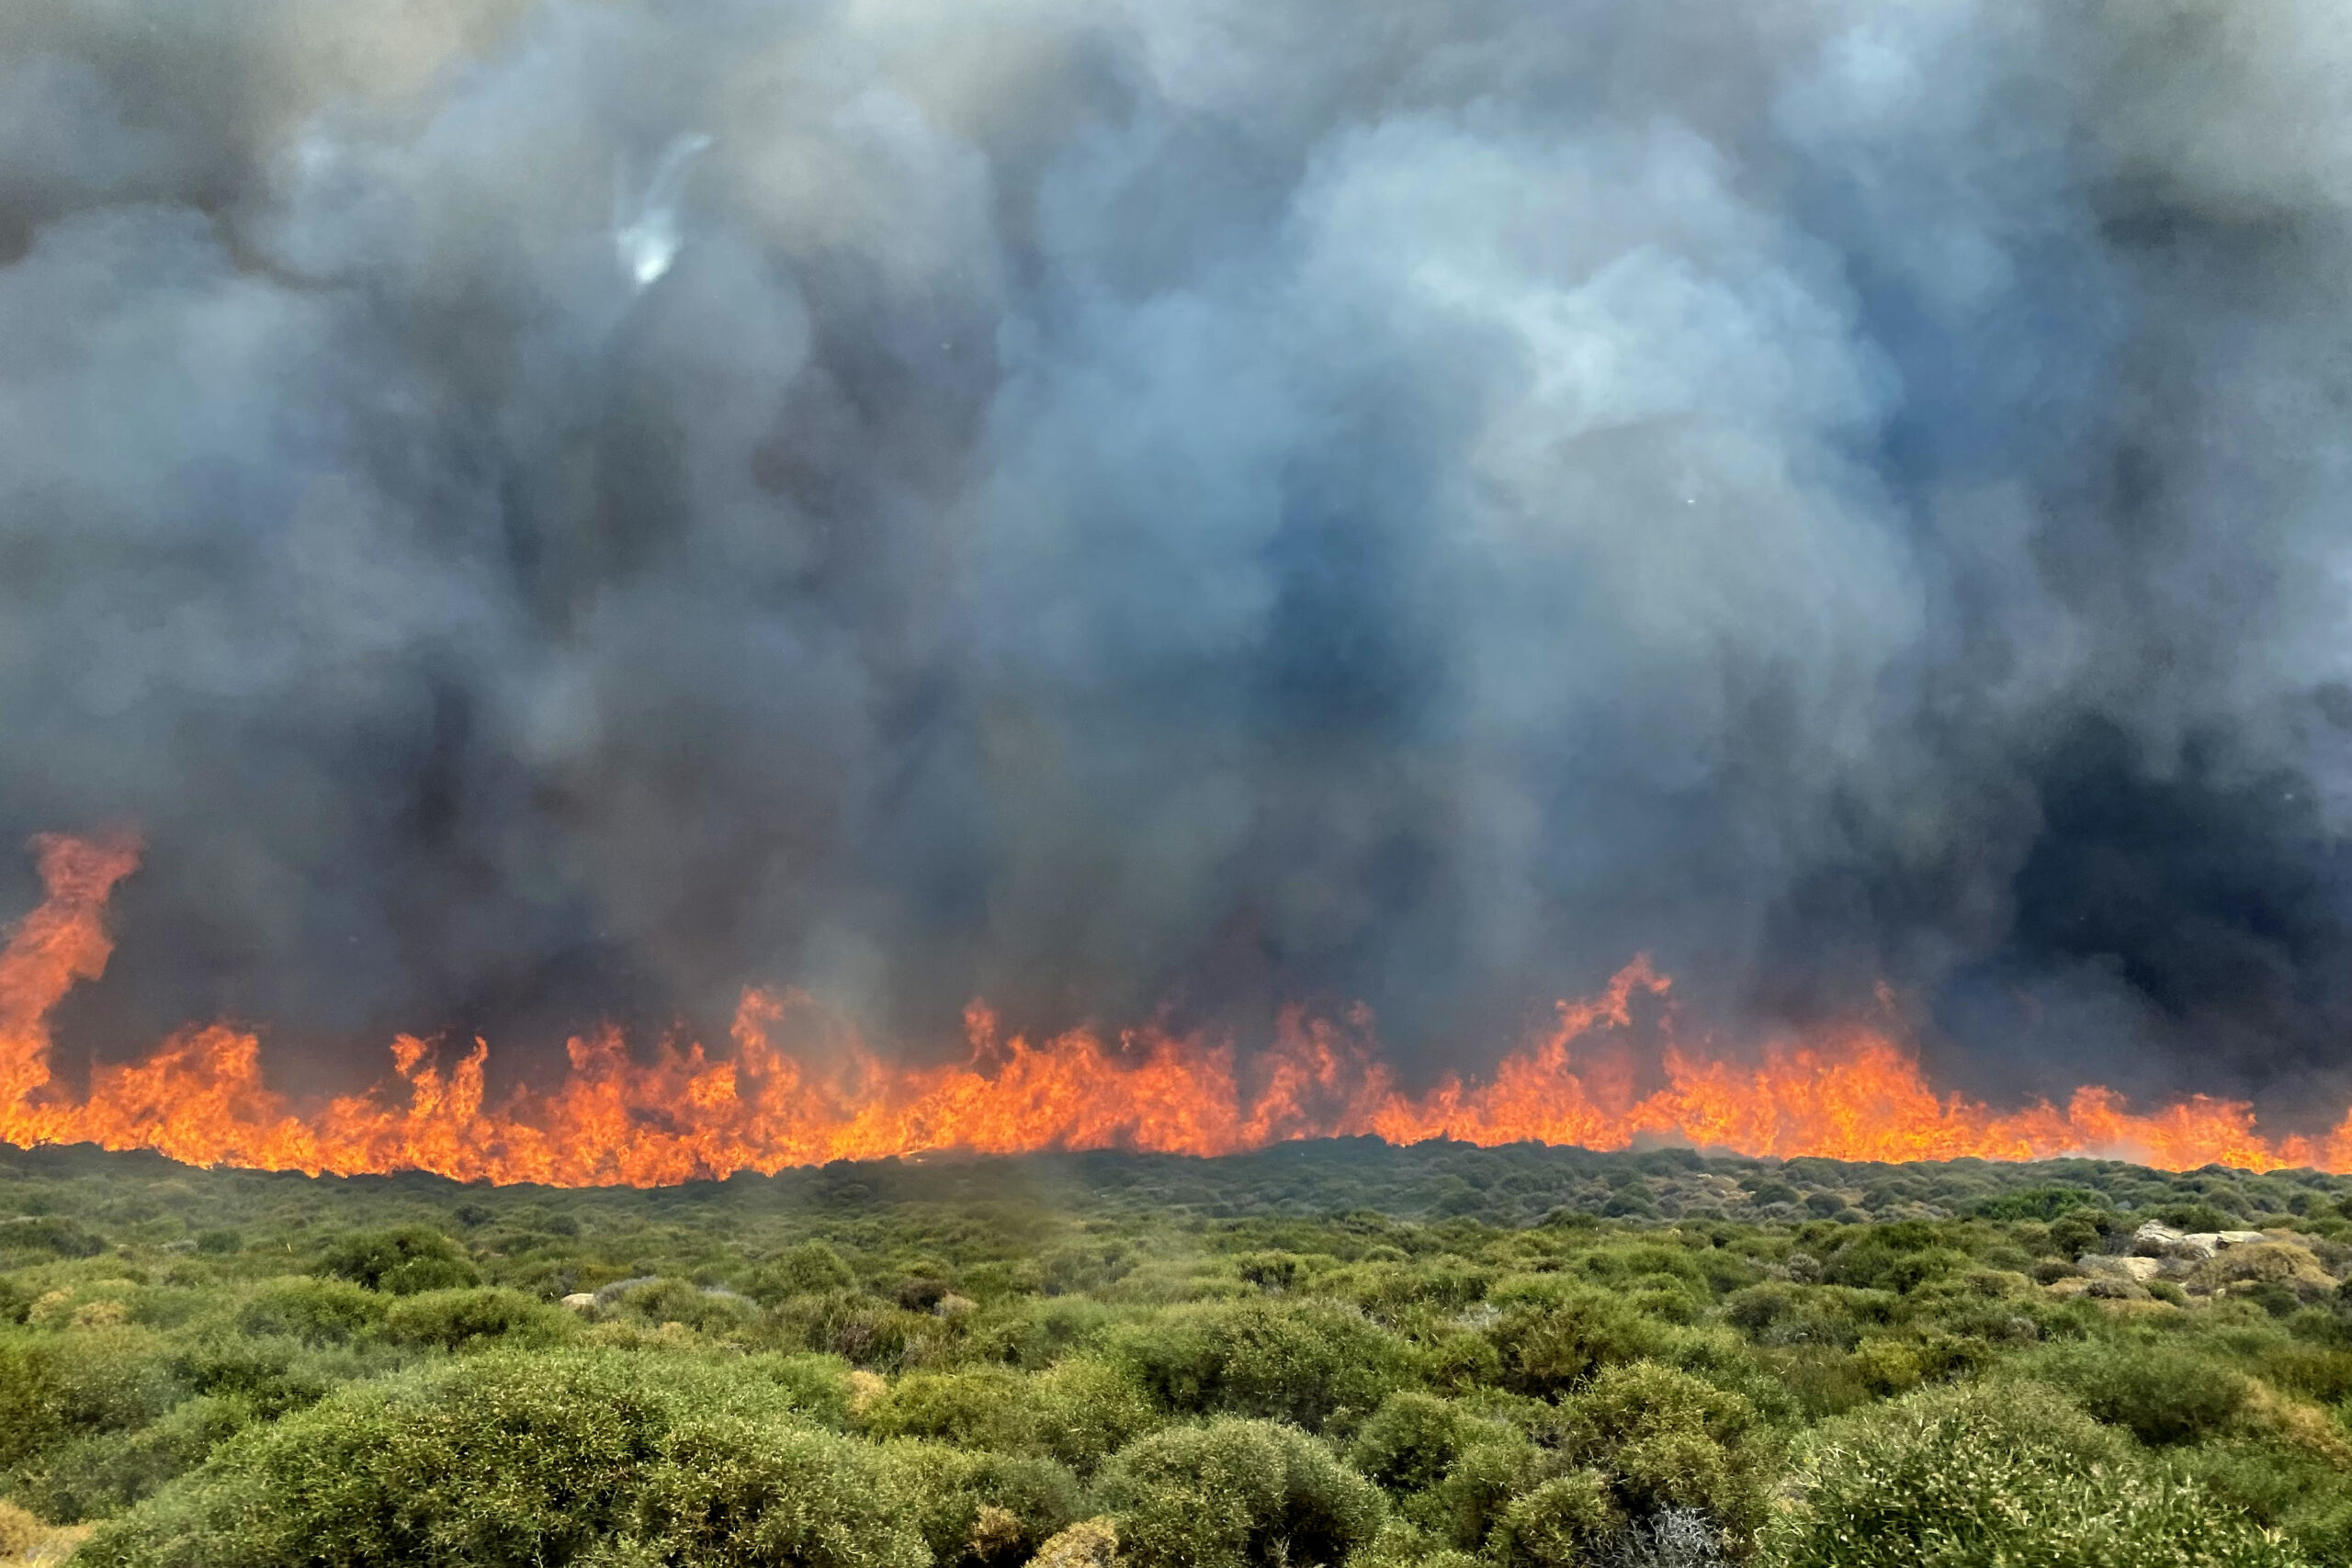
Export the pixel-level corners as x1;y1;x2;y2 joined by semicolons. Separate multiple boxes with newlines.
3;1138;2352;1564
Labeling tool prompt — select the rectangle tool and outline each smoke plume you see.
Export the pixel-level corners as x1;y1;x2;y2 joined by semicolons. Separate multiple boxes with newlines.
2;0;2349;1119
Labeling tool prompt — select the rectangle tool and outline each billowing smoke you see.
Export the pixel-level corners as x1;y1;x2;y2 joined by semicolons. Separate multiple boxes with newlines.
2;0;2349;1118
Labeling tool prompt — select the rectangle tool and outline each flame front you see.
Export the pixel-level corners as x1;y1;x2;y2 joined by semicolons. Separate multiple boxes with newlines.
5;834;2347;1184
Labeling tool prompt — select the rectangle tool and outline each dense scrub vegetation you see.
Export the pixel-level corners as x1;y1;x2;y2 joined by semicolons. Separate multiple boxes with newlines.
6;1138;2352;1564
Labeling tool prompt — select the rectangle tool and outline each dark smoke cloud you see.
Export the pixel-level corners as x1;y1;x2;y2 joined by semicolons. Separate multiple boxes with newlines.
2;0;2348;1114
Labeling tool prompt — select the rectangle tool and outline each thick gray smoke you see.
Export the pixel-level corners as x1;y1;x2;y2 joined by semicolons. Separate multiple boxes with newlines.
3;0;2349;1115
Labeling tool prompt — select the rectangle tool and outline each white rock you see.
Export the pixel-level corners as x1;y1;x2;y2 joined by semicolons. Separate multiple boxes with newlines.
2132;1221;2216;1259
560;1292;598;1313
2080;1255;2163;1282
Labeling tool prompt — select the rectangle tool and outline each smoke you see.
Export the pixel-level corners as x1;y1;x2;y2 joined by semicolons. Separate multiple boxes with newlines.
2;0;2349;1116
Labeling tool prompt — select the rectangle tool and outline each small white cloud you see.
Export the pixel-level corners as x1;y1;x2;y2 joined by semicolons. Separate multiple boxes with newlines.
614;132;713;289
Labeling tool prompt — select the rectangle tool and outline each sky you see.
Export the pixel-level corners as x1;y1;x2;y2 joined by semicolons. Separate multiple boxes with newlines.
2;0;2350;1118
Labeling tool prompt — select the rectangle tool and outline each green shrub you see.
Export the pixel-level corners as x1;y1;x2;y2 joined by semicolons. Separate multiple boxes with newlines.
1095;1418;1385;1568
2165;1438;2352;1563
2020;1340;2251;1447
0;1327;185;1469
1486;1472;1617;1568
1109;1299;1408;1432
606;1280;762;1337
235;1278;387;1346
883;1441;1082;1568
1031;1358;1162;1474
860;1366;1041;1450
1973;1188;2099;1223
1549;1361;1768;1535
1484;1279;1668;1396
1766;1381;2300;1568
0;1215;107;1258
960;1295;1116;1370
1821;1228;1969;1295
2047;1216;2101;1258
8;1393;250;1522
162;1332;362;1421
1340;1259;1493;1323
1351;1393;1478;1495
78;1350;706;1566
770;1292;928;1369
314;1226;480;1296
752;1242;860;1303
380;1287;572;1351
1419;1440;1556;1552
1347;1518;1482;1568
634;1414;929;1568
741;1353;857;1428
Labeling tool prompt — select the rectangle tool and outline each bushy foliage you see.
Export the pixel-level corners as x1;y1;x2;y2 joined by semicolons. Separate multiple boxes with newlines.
634;1415;930;1568
234;1277;386;1345
883;1441;1083;1568
7;1141;2352;1567
1351;1393;1483;1495
1487;1472;1617;1568
1094;1419;1385;1568
380;1286;573;1350
1109;1298;1409;1432
74;1350;907;1568
1484;1278;1670;1396
1548;1362;1770;1538
2018;1339;2252;1447
313;1225;481;1295
1766;1381;2302;1568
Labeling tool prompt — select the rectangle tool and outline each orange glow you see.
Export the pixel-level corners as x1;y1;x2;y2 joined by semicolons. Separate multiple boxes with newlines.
5;833;2348;1184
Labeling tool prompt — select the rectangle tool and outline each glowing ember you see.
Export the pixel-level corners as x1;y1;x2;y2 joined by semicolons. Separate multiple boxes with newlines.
3;834;2345;1184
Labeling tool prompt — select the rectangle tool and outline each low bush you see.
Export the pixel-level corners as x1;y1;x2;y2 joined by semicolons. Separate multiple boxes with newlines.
1766;1381;2301;1568
859;1366;1042;1451
7;1393;250;1522
13;1139;2352;1568
1109;1299;1408;1432
1549;1361;1769;1537
313;1226;480;1296
883;1442;1082;1568
634;1414;929;1568
1351;1393;1480;1495
752;1241;860;1303
0;1215;107;1258
2018;1339;2251;1447
78;1351;712;1565
1487;1472;1616;1568
1031;1359;1163;1474
1095;1419;1385;1568
234;1279;386;1346
0;1328;184;1470
1483;1278;1669;1397
380;1287;573;1351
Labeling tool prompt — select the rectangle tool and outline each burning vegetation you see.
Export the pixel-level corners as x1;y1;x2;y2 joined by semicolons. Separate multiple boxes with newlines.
6;833;2351;1187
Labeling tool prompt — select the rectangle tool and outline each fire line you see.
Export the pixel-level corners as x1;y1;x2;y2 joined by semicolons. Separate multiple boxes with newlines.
1;833;2340;1185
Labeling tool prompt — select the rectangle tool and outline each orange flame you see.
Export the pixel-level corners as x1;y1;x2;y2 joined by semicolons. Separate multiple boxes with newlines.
4;833;2348;1184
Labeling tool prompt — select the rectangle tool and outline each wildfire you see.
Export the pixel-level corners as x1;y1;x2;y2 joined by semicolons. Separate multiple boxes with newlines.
3;833;2346;1185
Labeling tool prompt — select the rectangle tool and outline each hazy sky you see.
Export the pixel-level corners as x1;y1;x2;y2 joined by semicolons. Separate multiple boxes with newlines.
3;0;2349;1116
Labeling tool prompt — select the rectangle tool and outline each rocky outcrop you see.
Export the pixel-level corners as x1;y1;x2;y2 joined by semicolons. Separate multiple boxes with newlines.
2129;1221;2278;1262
